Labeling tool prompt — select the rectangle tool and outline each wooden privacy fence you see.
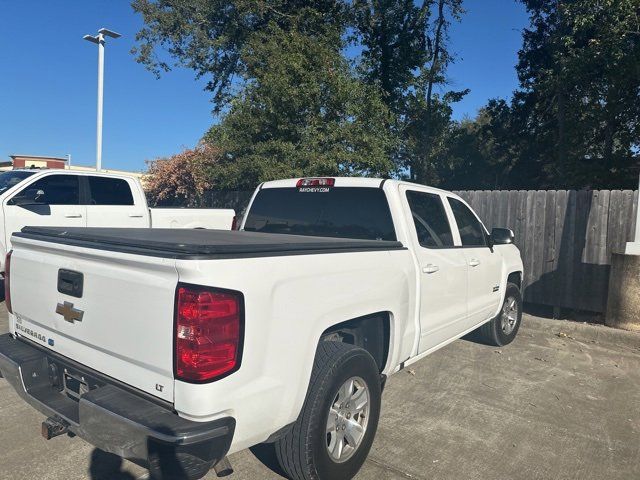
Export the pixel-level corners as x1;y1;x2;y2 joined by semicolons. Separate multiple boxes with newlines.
455;190;639;313
204;188;639;313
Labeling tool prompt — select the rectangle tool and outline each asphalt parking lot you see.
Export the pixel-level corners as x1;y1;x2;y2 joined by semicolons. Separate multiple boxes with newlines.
0;303;638;480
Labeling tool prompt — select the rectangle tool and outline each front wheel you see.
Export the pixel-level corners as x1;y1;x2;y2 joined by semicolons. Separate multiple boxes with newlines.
478;282;523;347
275;341;381;480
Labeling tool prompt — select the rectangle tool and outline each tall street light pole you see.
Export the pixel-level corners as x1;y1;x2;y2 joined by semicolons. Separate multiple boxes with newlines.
83;28;121;171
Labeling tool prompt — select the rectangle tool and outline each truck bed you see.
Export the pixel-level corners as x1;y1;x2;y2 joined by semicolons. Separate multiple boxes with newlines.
15;227;404;259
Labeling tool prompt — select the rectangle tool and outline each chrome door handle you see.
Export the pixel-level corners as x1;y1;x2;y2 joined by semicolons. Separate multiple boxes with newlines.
469;259;481;267
64;213;82;218
422;264;440;274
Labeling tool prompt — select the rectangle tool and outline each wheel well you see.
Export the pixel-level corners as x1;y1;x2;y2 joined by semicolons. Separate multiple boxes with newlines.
320;312;390;373
507;271;522;290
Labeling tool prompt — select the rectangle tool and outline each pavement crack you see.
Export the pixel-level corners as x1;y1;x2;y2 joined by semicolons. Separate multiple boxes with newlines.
367;455;424;479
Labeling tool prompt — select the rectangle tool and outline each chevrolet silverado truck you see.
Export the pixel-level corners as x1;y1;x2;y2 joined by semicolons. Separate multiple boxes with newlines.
0;177;523;480
0;168;235;274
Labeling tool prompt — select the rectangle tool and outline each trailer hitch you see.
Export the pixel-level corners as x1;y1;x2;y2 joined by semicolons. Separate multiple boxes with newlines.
41;416;69;440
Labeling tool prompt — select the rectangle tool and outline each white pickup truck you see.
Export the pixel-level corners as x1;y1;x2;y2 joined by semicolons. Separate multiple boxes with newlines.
0;169;235;273
0;177;523;480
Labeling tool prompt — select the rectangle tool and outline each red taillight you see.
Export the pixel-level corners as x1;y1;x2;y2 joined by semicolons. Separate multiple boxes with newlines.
296;177;335;188
4;251;12;314
175;284;243;382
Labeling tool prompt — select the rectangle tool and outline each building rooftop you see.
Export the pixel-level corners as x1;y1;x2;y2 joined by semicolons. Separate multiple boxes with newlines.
10;154;68;161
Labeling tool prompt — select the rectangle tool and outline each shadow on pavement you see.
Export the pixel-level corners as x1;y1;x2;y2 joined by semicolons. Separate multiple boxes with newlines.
249;442;287;478
461;329;490;346
88;449;137;480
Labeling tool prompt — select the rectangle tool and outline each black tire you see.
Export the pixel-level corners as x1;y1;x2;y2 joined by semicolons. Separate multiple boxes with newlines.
479;282;523;347
275;341;381;480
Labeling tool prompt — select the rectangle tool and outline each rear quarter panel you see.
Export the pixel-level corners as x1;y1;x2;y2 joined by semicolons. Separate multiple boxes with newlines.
173;248;416;453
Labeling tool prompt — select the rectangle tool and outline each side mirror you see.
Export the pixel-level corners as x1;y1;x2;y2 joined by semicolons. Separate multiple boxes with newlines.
491;227;514;245
9;189;45;206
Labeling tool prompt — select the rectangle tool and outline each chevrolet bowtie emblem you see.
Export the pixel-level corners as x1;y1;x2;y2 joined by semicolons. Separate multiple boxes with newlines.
55;301;84;324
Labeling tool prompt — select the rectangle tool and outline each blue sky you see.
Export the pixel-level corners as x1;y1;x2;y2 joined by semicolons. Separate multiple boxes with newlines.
0;1;529;172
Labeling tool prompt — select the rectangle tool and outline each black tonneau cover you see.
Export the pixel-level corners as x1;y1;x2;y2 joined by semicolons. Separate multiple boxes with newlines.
15;227;404;259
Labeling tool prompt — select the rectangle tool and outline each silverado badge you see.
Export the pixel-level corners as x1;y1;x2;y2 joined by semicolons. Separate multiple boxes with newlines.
55;301;84;324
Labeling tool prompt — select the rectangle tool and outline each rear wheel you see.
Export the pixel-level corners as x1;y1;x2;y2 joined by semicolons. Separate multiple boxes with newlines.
275;341;381;480
479;282;522;347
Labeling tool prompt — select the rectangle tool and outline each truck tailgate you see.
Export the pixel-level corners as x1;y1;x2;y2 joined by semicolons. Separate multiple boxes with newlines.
8;235;178;403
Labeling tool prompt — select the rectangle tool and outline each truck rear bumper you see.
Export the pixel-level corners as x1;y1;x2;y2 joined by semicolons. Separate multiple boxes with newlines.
0;333;234;476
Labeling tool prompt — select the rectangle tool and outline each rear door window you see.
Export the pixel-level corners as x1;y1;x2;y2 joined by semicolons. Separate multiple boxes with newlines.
87;177;134;205
406;191;454;248
448;197;487;247
244;187;396;241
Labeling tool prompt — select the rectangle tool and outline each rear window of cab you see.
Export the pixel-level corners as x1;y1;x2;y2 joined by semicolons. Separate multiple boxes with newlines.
243;187;396;241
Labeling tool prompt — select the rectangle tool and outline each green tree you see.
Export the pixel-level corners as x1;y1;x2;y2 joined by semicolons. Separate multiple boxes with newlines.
353;0;431;110
435;99;539;190
132;0;346;112
352;0;467;183
444;0;640;190
512;0;640;188
413;0;466;184
135;1;395;189
133;0;471;189
203;21;396;189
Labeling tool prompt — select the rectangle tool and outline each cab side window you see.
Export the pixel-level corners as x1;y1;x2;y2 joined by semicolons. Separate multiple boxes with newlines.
18;175;80;205
448;197;486;247
87;177;134;206
406;191;454;248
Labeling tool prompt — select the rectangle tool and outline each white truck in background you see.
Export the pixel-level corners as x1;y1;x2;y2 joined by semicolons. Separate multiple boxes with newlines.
0;177;523;480
0;169;235;272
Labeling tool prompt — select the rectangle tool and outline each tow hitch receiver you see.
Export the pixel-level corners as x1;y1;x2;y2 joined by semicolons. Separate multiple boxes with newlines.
41;417;69;440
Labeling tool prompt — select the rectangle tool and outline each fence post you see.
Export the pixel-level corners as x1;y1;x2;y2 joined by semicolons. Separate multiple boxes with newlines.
626;176;640;254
